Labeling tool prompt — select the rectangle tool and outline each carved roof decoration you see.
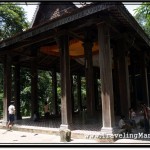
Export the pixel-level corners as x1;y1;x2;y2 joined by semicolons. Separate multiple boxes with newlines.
31;2;77;27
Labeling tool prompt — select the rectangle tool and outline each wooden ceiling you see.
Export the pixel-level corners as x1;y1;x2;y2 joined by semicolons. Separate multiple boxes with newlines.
40;39;99;58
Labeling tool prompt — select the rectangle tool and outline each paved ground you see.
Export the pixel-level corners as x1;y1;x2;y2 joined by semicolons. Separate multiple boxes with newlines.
0;128;97;144
0;128;150;145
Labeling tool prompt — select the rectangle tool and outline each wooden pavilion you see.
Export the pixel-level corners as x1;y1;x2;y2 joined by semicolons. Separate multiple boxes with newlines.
0;2;150;139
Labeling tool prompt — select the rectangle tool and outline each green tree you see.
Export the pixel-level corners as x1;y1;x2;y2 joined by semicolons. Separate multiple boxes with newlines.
19;67;31;116
0;2;29;40
0;2;29;116
38;70;52;115
134;2;150;37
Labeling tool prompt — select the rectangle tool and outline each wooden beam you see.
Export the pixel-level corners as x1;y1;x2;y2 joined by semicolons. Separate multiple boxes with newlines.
68;31;84;41
0;50;35;59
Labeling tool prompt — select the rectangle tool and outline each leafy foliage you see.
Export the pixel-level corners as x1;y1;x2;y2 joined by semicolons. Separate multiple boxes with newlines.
38;70;52;115
0;2;30;116
20;68;31;116
134;2;150;37
0;2;29;40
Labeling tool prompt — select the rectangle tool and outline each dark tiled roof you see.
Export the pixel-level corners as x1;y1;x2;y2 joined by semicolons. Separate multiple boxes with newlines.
32;2;77;27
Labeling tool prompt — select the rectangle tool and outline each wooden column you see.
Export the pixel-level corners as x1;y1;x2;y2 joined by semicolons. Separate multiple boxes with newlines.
52;69;58;115
113;46;121;115
58;34;72;129
83;35;95;117
140;51;149;106
71;75;74;114
117;38;130;117
77;74;82;112
130;50;138;108
14;64;22;120
94;69;99;111
97;23;115;132
148;65;150;105
31;49;38;118
3;55;12;123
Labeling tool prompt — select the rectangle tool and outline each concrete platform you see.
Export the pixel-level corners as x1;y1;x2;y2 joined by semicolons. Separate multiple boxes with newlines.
0;116;150;144
0;120;126;143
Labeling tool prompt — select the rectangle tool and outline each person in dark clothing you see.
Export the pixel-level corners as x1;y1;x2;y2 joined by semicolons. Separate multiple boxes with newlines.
33;111;40;122
44;101;50;119
118;115;132;133
140;103;149;133
129;107;136;128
